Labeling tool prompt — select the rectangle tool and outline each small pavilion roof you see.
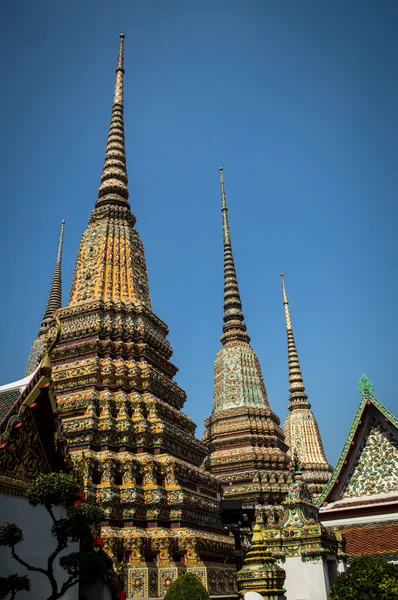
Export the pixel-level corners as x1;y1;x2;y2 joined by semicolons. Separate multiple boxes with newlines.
317;375;398;506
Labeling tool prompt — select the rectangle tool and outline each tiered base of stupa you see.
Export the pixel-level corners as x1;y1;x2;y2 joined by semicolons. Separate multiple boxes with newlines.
51;299;236;598
204;406;293;504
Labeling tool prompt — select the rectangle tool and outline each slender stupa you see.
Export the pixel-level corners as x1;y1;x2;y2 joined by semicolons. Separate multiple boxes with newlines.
203;169;291;506
25;220;65;375
51;35;235;598
280;273;332;499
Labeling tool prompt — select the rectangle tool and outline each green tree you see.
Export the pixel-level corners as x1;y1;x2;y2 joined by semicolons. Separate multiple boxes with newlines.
164;573;210;600
329;555;398;600
0;573;30;600
0;472;115;600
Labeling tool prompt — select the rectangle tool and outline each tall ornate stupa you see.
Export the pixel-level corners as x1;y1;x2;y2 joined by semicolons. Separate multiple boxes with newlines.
203;169;291;505
280;273;332;499
50;35;235;599
25;220;65;375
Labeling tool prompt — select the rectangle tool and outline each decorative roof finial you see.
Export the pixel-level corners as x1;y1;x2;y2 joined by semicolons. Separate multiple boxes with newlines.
219;168;250;345
358;374;374;397
96;33;130;209
280;273;309;408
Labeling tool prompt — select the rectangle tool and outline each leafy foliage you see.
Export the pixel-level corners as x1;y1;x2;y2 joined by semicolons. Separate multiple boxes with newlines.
26;472;80;508
51;503;105;544
329;555;398;600
164;573;210;600
0;574;30;599
0;524;23;548
0;472;116;600
60;549;113;578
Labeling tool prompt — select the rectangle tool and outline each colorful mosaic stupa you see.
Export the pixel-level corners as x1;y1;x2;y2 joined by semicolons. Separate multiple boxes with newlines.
236;521;286;599
280;274;333;499
203;168;292;505
25;220;65;376
50;35;235;599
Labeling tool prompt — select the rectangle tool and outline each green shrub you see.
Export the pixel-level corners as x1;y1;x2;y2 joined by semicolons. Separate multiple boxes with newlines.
164;573;210;600
329;555;398;600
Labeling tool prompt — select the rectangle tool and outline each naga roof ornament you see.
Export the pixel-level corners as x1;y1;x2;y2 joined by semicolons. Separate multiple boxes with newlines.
280;273;333;499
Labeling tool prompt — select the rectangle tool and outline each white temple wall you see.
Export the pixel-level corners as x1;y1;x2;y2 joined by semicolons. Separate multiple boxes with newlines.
282;556;330;600
0;493;78;600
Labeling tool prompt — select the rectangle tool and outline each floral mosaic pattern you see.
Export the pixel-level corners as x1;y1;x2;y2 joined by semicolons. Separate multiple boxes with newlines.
342;418;398;498
213;343;270;412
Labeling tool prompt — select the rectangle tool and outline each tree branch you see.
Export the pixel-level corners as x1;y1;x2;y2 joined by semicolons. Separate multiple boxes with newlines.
57;576;80;598
47;506;59;535
45;505;67;598
47;542;64;597
11;546;47;576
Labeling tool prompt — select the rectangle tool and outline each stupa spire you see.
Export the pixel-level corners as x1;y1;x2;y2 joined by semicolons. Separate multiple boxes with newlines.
48;36;238;596
25;220;65;375
204;169;290;504
280;273;309;408
96;33;129;209
40;220;65;332
219;167;250;345
280;273;333;499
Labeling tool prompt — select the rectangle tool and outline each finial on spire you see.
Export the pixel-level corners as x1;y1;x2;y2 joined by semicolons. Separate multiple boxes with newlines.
219;168;250;345
280;273;309;408
56;220;65;263
96;34;130;209
117;33;125;73
219;167;230;245
280;273;292;331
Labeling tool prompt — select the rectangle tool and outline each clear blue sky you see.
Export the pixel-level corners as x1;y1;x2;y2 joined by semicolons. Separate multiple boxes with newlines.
1;0;397;466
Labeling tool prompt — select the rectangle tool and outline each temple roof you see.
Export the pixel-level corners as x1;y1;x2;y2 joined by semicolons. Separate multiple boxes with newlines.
318;375;398;507
0;366;41;429
0;342;68;493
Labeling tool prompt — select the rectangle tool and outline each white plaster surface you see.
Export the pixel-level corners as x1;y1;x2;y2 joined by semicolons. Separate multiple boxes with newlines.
321;511;398;527
283;556;330;600
0;493;78;600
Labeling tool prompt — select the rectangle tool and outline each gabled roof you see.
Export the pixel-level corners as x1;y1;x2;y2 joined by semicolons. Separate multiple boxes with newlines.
0;365;42;429
318;376;398;506
0;319;70;493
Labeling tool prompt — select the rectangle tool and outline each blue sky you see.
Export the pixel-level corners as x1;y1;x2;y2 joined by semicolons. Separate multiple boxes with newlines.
0;0;397;466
